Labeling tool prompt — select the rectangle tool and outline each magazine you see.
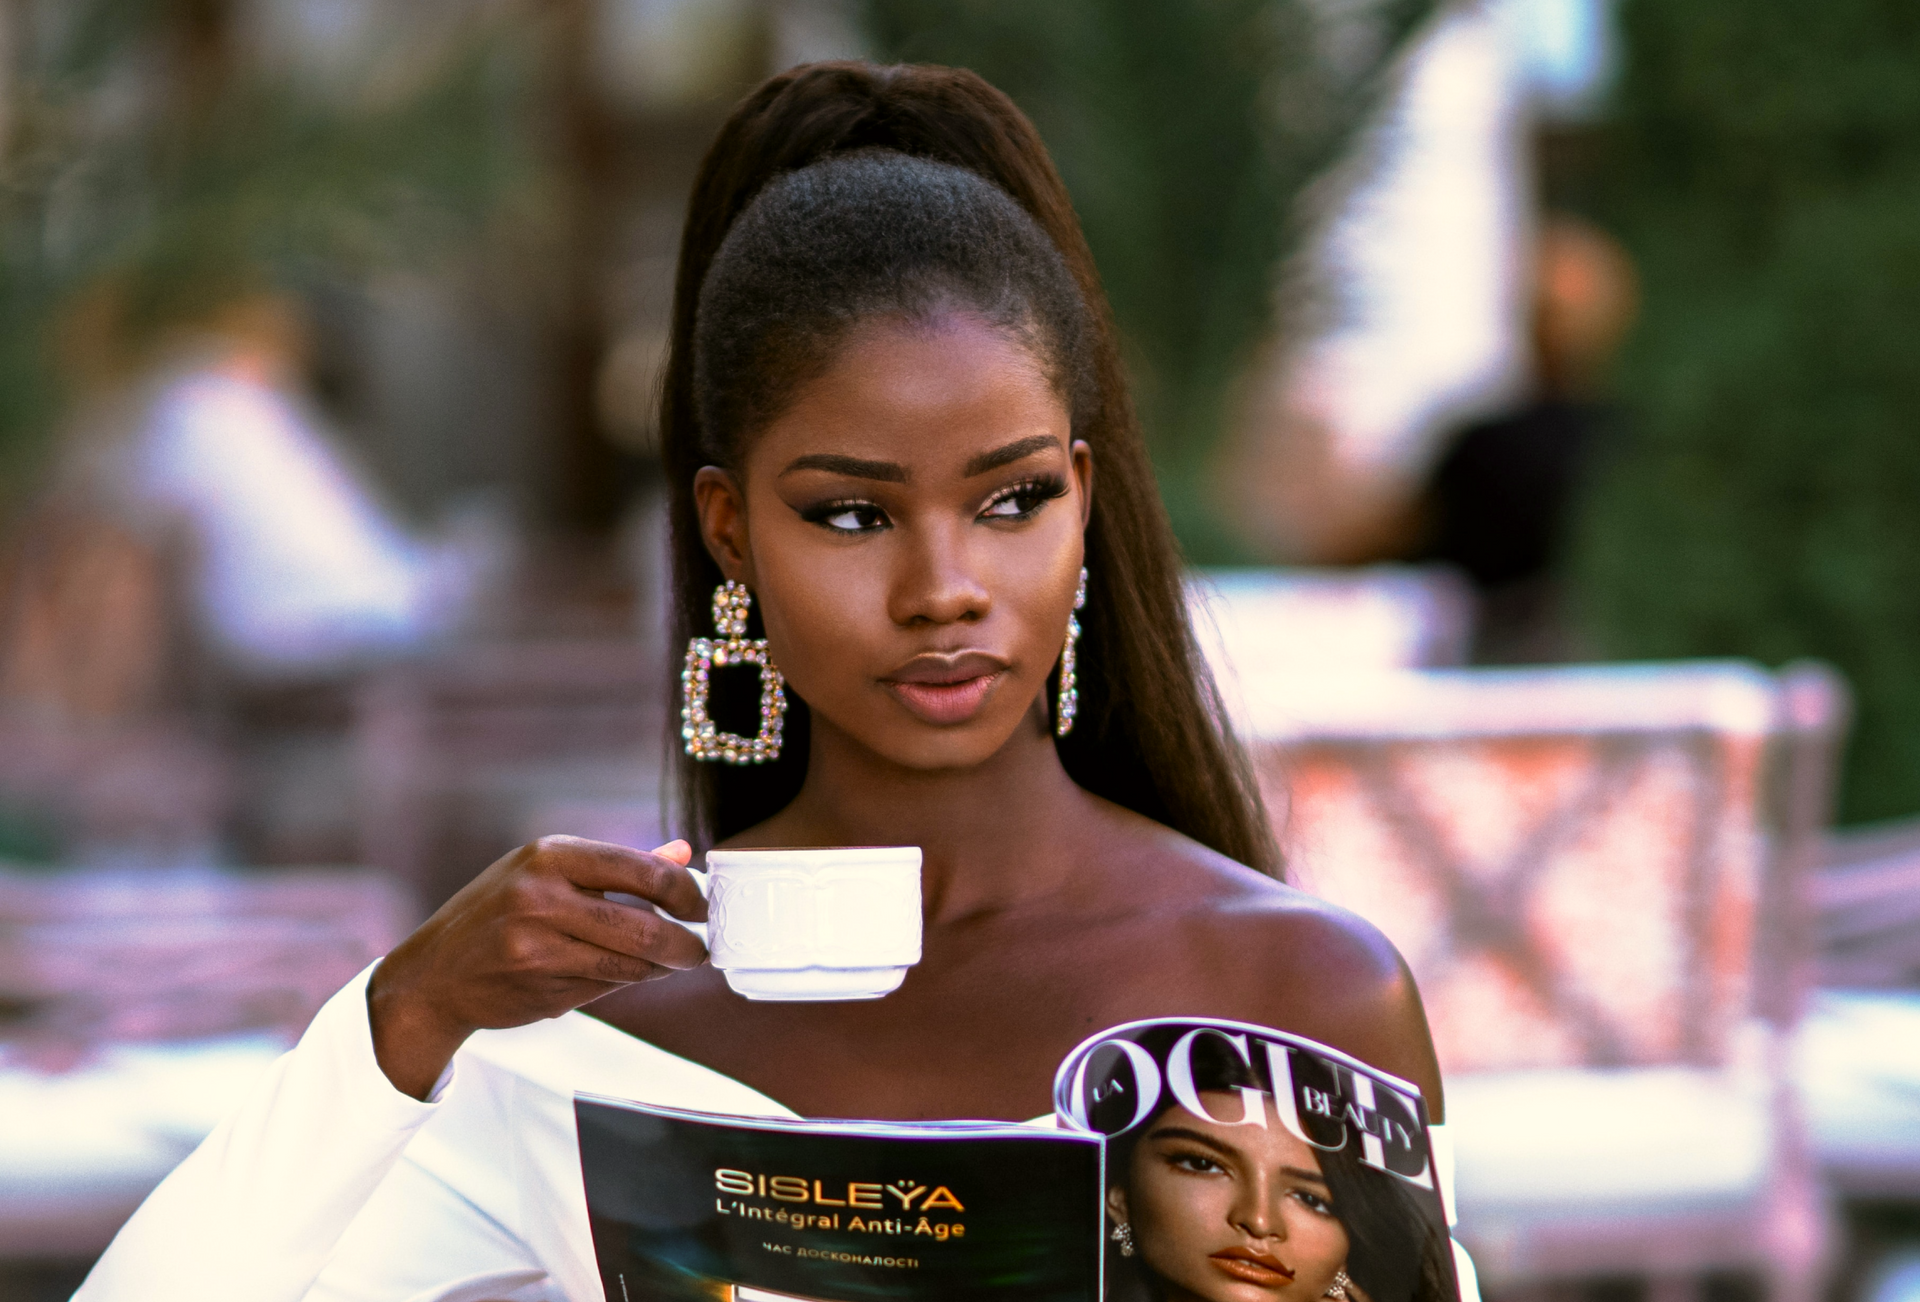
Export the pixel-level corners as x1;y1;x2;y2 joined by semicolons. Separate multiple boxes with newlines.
577;1018;1457;1302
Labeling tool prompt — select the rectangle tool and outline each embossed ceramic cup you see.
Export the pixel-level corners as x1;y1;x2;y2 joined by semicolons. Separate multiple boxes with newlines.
701;846;923;1001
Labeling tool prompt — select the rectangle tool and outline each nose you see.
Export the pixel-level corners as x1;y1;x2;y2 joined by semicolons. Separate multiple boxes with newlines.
887;519;991;627
1230;1181;1283;1242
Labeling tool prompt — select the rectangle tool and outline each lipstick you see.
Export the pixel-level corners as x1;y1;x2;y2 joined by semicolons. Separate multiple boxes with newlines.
1208;1247;1296;1288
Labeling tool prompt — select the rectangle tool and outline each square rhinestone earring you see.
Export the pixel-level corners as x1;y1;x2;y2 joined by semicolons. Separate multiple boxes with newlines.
682;581;786;763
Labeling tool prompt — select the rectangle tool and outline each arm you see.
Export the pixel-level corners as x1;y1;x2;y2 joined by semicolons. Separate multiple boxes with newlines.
75;965;439;1302
75;837;709;1302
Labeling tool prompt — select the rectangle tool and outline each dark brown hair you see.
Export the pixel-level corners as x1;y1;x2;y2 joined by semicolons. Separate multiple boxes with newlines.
662;61;1278;875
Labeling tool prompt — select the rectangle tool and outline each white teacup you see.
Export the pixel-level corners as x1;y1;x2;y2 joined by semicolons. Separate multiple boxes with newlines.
701;846;923;1001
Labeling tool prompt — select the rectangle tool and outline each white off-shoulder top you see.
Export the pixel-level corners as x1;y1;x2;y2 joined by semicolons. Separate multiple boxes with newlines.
74;966;1477;1302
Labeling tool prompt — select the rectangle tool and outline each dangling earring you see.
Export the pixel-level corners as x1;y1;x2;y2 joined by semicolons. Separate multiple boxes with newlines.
682;581;786;764
1324;1269;1352;1299
1055;566;1088;737
1110;1220;1135;1258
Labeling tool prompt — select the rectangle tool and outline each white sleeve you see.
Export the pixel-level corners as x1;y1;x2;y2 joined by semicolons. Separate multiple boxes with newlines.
75;963;442;1302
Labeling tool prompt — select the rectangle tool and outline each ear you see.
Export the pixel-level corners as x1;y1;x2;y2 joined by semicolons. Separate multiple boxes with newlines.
1071;439;1095;531
1104;1183;1130;1227
693;465;753;584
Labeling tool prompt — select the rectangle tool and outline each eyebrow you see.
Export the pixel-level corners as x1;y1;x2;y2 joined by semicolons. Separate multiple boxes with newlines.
963;434;1061;477
1147;1127;1331;1187
778;434;1062;484
779;453;908;482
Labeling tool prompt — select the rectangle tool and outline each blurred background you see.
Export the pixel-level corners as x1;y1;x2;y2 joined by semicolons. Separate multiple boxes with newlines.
1;1;1919;1300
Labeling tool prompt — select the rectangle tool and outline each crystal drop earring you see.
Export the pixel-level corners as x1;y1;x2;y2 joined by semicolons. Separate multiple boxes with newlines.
1055;566;1088;737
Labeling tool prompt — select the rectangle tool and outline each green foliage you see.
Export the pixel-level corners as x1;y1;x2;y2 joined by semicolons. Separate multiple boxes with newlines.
0;1;536;494
863;0;1434;560
1575;0;1920;822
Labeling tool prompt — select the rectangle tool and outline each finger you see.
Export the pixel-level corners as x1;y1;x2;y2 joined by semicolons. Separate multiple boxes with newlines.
562;894;710;972
533;836;709;921
544;933;663;988
644;840;707;921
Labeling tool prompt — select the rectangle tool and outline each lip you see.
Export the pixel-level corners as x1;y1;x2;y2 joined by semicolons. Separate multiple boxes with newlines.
1208;1248;1295;1288
881;651;1009;726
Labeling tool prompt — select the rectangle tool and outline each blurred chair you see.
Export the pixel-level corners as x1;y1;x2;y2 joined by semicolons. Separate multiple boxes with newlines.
1792;814;1920;1201
1813;818;1920;990
354;638;666;911
0;866;408;1257
1241;660;1845;1302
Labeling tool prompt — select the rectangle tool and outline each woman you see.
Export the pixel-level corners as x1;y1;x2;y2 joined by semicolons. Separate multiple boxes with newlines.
78;62;1444;1302
1101;1034;1452;1302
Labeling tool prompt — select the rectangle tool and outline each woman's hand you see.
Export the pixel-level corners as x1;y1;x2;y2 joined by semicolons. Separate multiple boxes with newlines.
366;837;709;1099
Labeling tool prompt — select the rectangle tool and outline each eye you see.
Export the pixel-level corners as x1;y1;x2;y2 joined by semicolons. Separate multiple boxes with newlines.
1289;1188;1336;1217
1165;1150;1226;1175
801;500;891;534
979;475;1067;521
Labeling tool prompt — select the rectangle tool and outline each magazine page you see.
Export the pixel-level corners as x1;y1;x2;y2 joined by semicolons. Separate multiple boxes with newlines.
575;1098;1104;1302
576;1019;1455;1302
1054;1019;1458;1302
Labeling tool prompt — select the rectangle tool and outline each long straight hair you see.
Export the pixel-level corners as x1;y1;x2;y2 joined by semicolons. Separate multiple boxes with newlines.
661;61;1278;875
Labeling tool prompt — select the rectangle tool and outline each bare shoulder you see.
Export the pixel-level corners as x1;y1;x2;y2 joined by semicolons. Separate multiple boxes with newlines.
1090;794;1398;967
1143;828;1417;1026
1085;797;1442;1109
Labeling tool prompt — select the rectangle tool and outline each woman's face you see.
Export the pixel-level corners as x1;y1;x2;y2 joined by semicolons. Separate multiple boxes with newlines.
1110;1092;1350;1302
695;312;1091;771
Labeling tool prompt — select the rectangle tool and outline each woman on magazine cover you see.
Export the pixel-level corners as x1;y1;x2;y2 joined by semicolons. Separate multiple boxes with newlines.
76;62;1458;1302
1098;1032;1453;1302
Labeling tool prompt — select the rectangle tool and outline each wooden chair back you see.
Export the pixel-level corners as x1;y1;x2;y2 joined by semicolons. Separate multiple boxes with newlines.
1246;662;1842;1076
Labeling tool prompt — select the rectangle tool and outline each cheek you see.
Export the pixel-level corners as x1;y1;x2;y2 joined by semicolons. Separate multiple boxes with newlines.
1286;1206;1348;1267
742;515;897;693
754;547;879;675
1130;1168;1224;1252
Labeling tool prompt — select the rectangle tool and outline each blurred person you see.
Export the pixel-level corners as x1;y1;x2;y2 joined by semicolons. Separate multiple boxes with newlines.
1218;0;1619;573
1219;1;1538;567
1415;214;1637;661
0;290;501;865
1219;211;1635;662
97;294;500;677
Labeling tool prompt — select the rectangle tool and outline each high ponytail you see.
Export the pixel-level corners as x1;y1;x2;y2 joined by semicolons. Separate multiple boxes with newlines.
662;61;1279;876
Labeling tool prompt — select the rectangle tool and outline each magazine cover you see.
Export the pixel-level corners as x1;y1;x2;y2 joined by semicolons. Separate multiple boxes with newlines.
577;1019;1456;1302
1056;1020;1456;1302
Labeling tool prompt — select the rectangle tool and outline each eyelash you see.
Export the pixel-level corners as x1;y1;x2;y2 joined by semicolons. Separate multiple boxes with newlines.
980;475;1068;520
799;474;1068;534
799;499;890;533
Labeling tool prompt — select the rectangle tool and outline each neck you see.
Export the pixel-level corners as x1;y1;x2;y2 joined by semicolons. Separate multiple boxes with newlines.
768;704;1093;923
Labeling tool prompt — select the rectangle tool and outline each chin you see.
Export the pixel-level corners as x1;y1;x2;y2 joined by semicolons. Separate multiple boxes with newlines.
867;726;1020;771
1148;1267;1285;1302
